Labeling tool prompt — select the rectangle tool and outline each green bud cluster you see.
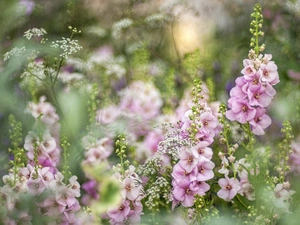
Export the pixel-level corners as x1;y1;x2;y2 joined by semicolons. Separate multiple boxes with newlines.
115;134;129;173
8;115;26;186
87;83;100;130
249;4;265;55
188;79;203;143
277;120;293;182
61;135;71;183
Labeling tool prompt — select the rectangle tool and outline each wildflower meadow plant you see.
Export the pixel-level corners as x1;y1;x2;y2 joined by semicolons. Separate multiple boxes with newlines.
1;2;300;225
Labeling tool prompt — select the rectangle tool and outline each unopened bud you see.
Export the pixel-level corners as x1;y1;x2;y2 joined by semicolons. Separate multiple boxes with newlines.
218;151;224;159
219;138;226;144
283;181;291;189
228;155;236;163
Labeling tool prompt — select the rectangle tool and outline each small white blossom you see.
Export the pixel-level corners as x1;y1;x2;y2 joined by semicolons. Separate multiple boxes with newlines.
51;37;82;59
23;28;47;40
3;47;26;61
145;13;169;28
111;18;133;39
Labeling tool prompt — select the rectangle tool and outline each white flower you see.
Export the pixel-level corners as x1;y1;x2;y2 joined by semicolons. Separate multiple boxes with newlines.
23;28;47;40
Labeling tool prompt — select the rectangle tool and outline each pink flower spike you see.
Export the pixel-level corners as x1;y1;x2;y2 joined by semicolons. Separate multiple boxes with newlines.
217;176;241;202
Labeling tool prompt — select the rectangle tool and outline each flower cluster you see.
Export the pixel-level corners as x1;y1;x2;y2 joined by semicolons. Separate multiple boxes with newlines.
104;165;144;225
217;155;254;201
171;145;214;207
23;27;47;40
51;37;82;59
0;97;82;224
1;166;81;224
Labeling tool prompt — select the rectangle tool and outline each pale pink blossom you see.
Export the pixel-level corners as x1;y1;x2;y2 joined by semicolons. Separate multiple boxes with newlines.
199;112;218;132
191;142;213;159
226;99;256;124
259;61;280;85
178;149;198;173
217;176;241;202
171;163;198;183
107;200;131;223
55;186;77;208
68;176;81;197
120;177;140;201
249;107;272;135
27;177;47;195
196;157;215;181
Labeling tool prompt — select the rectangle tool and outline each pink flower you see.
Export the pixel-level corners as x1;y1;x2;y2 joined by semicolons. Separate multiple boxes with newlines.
68;176;81;197
41;195;65;215
218;157;230;175
28;96;59;126
55;186;77;208
27;177;47;195
172;180;197;207
287;69;300;82
191;142;213;159
199;112;218;132
195;130;214;146
249;107;272;135
144;129;164;154
97;105;120;124
49;172;65;191
259;61;280;85
178;149;198;173
196;157;215;181
38;167;54;185
82;179;99;199
226;99;256;124
242;59;256;77
247;84;274;107
120;177;140;201
171;163;198;183
107;200;131;223
217;176;241;202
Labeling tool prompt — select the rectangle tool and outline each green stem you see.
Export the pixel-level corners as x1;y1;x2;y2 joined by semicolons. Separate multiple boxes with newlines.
236;194;248;210
255;15;259;55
